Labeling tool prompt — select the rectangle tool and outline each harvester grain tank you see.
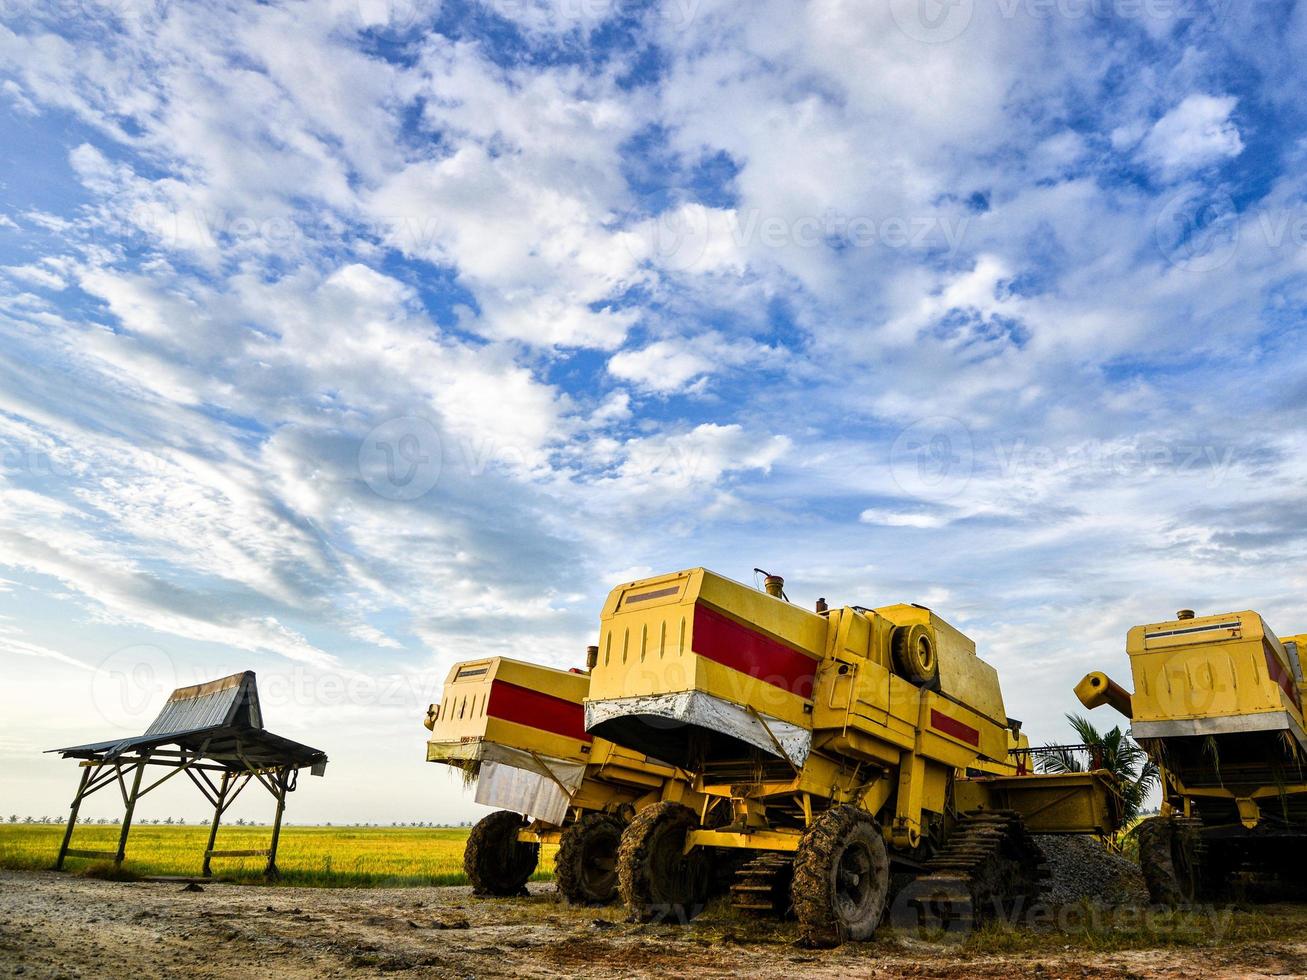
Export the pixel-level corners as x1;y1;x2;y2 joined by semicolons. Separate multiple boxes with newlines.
584;568;1122;944
424;655;701;903
1076;608;1307;902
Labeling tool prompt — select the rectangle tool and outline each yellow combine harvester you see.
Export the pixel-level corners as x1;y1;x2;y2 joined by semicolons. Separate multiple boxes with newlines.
1077;609;1307;903
584;568;1121;944
424;655;701;903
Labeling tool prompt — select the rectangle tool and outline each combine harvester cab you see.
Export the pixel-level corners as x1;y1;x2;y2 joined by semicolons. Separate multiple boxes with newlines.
585;568;1121;944
424;655;699;903
1077;609;1307;902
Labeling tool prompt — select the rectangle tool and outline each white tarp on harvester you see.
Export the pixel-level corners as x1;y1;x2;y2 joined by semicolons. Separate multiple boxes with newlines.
471;747;587;825
584;690;811;767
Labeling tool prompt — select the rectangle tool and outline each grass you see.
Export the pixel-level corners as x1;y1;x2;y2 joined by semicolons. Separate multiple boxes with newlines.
0;823;557;888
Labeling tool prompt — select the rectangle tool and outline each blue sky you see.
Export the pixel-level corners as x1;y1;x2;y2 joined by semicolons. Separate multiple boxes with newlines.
2;0;1306;824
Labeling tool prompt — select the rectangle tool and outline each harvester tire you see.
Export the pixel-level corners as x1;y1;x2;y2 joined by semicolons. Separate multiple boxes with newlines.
617;801;709;923
892;624;938;686
555;812;624;905
792;805;890;946
1137;815;1202;905
465;810;539;897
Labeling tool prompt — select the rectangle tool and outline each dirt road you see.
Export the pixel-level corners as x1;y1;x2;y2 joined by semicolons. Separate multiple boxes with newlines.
3;870;1306;979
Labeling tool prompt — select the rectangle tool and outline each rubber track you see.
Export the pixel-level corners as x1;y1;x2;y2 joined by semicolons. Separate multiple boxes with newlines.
729;852;793;917
894;809;1046;932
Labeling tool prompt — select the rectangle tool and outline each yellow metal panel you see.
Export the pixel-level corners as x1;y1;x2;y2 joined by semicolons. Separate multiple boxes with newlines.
687;828;803;852
697;569;829;658
1128;611;1288;723
955;771;1118;835
874;603;1006;726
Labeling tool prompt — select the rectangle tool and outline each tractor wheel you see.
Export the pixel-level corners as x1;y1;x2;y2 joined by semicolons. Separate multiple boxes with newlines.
1137;815;1203;905
792;805;891;946
617;801;709;923
464;810;539;897
555;812;624;905
892;624;938;686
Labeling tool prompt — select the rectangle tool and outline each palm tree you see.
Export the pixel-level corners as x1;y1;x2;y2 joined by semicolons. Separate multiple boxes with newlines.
1037;713;1159;821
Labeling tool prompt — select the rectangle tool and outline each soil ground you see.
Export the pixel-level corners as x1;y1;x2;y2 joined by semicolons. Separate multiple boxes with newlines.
3;870;1307;979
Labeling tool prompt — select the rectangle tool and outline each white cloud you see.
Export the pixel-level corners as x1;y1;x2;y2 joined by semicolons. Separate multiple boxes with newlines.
608;339;714;393
859;509;949;529
1139;94;1244;178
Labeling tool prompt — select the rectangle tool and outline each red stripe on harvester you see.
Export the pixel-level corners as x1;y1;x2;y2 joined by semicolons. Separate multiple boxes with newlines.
692;603;817;694
487;680;592;743
1264;643;1302;711
930;708;980;747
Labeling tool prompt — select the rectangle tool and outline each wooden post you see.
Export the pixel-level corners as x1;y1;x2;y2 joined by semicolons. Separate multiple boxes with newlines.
114;757;148;866
202;770;231;878
265;767;289;879
55;765;93;871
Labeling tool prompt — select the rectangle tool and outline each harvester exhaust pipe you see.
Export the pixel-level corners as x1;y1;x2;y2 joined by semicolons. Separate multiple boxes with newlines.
1074;671;1134;719
585;645;599;672
755;568;787;600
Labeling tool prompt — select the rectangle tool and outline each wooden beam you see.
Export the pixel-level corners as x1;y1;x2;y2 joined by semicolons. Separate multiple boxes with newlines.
62;849;120;859
201;771;230;878
114;756;148;865
55;765;94;871
266;767;289;878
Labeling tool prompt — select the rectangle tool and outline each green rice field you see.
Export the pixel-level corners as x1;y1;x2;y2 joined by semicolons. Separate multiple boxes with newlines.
0;823;555;887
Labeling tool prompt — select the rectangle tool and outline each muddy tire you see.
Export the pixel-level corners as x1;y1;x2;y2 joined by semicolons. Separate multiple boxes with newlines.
1138;815;1202;905
555;812;624;905
892;624;938;686
464;810;539;897
792;805;890;946
617;801;709;923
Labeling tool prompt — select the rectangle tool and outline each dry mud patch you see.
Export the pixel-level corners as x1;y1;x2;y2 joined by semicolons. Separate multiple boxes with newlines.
3;871;1307;979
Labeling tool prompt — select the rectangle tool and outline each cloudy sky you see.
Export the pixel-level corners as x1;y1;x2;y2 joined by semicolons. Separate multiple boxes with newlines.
1;0;1305;824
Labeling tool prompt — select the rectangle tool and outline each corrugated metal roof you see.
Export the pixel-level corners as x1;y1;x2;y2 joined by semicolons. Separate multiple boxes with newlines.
50;671;325;770
143;671;262;736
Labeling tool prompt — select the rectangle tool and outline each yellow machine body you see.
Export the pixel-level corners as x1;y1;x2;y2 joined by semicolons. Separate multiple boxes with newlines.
1078;610;1307;831
585;568;1120;852
425;656;698;838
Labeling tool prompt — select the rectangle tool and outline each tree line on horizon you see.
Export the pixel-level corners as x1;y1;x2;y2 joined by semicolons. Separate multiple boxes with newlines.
6;815;476;828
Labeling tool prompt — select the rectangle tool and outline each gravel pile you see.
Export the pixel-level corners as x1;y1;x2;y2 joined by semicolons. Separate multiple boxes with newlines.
1034;834;1148;907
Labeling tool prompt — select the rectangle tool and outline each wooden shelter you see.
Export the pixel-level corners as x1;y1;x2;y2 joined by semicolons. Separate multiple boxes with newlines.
49;671;327;877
